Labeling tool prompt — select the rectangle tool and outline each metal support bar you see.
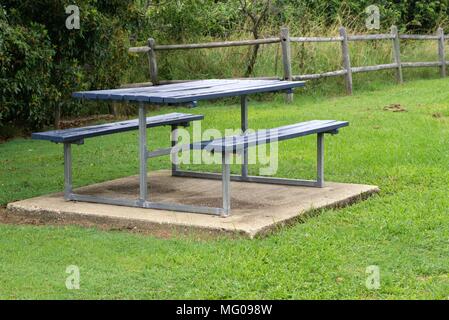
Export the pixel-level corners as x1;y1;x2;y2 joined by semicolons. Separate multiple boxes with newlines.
222;153;231;216
68;193;224;216
147;147;173;158
317;133;325;187
63;143;73;200
173;170;321;187
139;103;148;202
241;95;248;178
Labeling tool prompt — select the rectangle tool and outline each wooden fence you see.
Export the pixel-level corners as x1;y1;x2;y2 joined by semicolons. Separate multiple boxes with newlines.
129;26;448;99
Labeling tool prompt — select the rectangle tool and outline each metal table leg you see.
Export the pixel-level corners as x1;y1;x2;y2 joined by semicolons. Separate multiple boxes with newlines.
222;152;231;216
241;95;248;178
139;103;148;203
317;133;324;187
63;143;73;200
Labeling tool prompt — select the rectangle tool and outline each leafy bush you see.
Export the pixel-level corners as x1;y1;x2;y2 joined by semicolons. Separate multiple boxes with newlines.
1;1;140;130
0;8;56;129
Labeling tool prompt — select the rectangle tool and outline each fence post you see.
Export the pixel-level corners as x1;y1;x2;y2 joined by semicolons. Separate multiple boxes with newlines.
437;27;446;77
148;38;159;85
339;27;353;95
391;25;403;83
280;27;293;103
54;105;61;129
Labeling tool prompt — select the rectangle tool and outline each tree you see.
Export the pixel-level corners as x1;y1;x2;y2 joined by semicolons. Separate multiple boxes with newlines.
239;0;272;77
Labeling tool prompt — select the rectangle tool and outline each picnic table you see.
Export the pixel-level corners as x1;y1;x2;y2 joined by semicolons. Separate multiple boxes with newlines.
69;79;307;215
35;79;351;216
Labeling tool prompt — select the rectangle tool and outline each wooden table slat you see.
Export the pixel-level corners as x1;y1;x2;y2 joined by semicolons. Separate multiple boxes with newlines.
193;120;349;152
32;112;203;143
73;79;306;104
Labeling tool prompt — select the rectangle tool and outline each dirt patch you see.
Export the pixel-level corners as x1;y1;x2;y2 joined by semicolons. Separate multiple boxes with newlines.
417;274;449;282
59;115;117;129
1;115;127;143
180;196;268;209
0;207;236;241
384;104;407;112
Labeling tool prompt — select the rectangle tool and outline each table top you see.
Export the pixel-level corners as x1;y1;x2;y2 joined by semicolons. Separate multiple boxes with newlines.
72;79;306;104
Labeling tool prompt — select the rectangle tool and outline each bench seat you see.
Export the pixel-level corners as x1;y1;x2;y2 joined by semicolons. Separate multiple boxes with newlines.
192;120;349;153
32;112;203;143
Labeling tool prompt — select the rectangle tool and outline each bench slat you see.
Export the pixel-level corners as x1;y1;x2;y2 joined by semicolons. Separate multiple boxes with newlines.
32;112;203;143
192;120;349;152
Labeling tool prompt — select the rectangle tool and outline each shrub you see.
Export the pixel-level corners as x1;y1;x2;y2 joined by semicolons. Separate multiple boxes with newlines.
0;8;57;129
1;1;140;130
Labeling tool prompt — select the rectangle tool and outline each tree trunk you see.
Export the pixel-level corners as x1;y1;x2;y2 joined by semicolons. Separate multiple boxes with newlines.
54;104;61;129
246;43;260;77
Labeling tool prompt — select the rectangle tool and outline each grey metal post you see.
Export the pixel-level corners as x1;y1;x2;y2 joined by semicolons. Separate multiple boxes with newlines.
391;25;403;83
148;38;159;85
63;143;73;200
241;95;248;178
280;27;293;103
438;27;446;77
139;103;148;202
171;125;179;175
339;27;353;95
222;152;231;216
317;133;324;187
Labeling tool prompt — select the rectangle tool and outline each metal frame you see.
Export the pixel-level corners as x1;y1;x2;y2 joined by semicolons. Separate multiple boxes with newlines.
173;132;326;189
171;95;328;215
62;102;231;217
241;95;248;178
62;97;327;217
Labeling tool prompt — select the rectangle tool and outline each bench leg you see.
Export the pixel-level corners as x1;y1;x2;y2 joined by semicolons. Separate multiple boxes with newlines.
63;143;73;200
241;95;248;178
171;125;179;175
139;103;148;202
222;152;231;217
317;133;324;187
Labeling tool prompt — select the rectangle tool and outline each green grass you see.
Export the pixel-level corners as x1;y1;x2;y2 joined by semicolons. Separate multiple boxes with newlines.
0;78;449;299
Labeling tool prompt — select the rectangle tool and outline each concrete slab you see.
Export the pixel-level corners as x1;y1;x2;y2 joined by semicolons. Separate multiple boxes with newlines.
6;170;379;238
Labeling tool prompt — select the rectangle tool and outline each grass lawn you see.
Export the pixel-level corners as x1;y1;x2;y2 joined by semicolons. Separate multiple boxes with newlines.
0;78;448;299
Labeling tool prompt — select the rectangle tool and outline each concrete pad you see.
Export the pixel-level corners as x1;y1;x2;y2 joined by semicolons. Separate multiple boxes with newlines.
6;170;379;238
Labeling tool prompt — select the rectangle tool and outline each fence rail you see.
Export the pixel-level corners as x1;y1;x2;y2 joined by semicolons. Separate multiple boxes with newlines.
128;26;448;97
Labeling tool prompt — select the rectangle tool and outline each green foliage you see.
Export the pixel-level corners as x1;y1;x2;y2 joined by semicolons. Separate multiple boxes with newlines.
270;0;449;32
0;8;57;129
143;0;241;41
138;0;449;41
0;1;141;129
